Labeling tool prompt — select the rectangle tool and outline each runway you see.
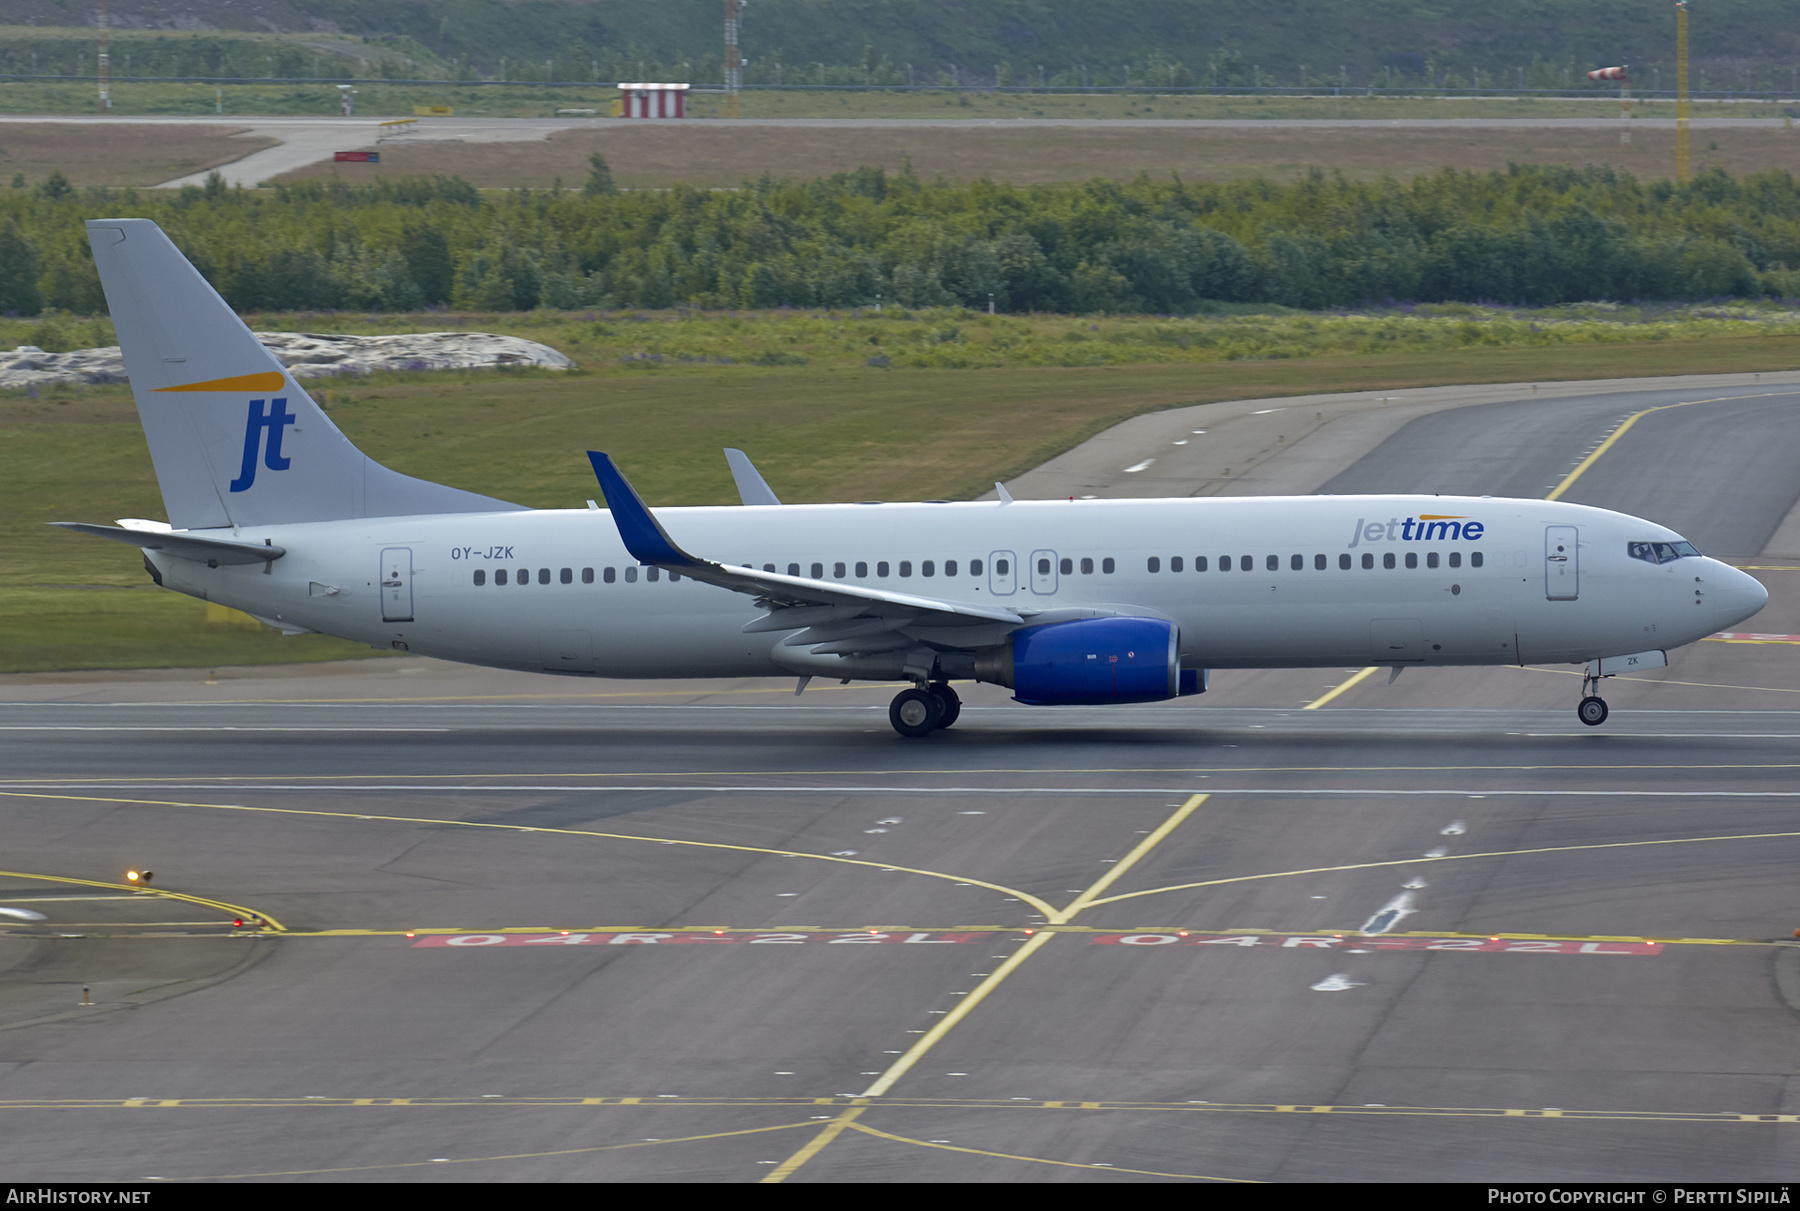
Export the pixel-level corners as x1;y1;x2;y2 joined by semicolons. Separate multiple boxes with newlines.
1;377;1798;1182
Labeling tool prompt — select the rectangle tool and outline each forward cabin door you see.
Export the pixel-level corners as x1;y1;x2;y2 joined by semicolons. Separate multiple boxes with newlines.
1545;526;1579;601
380;547;414;622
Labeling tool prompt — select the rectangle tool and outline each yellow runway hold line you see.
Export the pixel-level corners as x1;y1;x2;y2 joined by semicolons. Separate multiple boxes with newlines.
0;790;1061;921
1544;390;1793;502
1088;827;1800;909
0;869;284;932
1303;666;1378;709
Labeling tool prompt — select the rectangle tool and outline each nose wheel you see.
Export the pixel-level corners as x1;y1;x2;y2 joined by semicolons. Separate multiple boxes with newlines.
1577;669;1609;727
889;683;961;737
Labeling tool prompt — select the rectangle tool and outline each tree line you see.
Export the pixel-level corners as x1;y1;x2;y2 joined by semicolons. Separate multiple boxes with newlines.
0;162;1796;319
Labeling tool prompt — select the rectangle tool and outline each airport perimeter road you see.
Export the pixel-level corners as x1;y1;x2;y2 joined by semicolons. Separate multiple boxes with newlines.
1;378;1797;1183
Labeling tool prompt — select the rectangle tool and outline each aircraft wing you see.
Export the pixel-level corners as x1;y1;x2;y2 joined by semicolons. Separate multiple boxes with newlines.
588;451;1025;633
50;520;285;565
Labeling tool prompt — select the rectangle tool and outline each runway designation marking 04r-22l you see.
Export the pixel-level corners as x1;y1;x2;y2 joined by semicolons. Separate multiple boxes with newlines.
410;931;1665;954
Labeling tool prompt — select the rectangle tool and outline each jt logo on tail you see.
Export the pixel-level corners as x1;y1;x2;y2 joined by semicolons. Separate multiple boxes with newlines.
230;398;296;492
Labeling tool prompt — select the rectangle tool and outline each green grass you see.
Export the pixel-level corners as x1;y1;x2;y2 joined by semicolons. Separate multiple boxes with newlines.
7;311;1799;673
0;587;386;673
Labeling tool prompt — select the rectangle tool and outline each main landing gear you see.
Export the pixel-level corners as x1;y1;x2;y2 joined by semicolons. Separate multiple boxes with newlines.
1577;670;1609;727
889;682;961;737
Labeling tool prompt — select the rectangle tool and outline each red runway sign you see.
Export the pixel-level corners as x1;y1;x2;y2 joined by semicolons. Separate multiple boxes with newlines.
333;151;381;163
412;931;985;947
1090;933;1661;954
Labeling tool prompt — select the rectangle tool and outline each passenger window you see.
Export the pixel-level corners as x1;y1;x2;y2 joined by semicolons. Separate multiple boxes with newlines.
1102;557;1115;574
994;559;1007;576
878;561;891;577
1171;556;1184;572
474;569;486;586
669;571;680;583
603;567;616;583
1449;552;1462;568
1240;556;1253;572
812;562;823;579
1147;556;1160;573
1060;557;1073;575
539;568;551;585
647;567;660;582
1081;557;1094;574
561;567;573;584
497;569;508;585
1471;552;1484;568
945;560;958;577
1290;554;1303;571
625;567;638;583
582;568;594;583
1405;552;1417;569
517;568;528;586
922;560;934;577
787;563;800;577
1426;552;1438;569
856;561;868;577
970;559;983;576
1219;556;1231;572
834;562;846;579
1361;554;1374;570
1036;557;1049;575
763;564;776;573
1383;553;1396;569
1314;554;1326;570
1339;554;1351;570
1195;556;1208;572
900;561;913;577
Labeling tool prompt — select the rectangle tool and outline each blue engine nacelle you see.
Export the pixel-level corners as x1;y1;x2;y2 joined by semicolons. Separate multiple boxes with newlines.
1003;617;1184;706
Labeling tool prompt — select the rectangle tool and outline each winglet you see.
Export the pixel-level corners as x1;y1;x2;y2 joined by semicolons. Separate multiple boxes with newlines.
587;452;702;568
996;482;1014;504
724;448;782;506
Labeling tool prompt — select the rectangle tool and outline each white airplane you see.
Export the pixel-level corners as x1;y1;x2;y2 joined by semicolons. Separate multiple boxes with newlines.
57;219;1768;736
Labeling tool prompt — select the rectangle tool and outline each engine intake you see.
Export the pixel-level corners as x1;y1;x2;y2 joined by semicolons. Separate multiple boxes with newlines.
978;617;1183;705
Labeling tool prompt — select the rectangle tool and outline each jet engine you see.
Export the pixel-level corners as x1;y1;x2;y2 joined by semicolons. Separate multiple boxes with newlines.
973;617;1201;705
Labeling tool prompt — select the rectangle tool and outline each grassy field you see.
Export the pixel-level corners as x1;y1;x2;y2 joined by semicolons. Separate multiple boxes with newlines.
0;122;274;187
6;319;1799;673
0;79;1788;121
284;121;1800;190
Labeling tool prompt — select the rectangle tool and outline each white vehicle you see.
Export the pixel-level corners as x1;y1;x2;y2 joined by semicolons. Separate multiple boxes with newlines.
59;219;1768;736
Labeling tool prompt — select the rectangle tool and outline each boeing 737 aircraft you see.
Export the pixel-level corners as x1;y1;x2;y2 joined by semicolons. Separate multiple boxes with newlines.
57;219;1768;735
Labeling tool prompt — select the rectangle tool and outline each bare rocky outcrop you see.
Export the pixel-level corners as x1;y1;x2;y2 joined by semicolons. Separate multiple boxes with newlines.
0;331;574;390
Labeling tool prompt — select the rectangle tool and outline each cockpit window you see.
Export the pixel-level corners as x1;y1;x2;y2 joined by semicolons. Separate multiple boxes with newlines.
1628;540;1700;565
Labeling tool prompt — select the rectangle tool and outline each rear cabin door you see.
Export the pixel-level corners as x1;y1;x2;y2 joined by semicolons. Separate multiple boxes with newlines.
380;547;414;622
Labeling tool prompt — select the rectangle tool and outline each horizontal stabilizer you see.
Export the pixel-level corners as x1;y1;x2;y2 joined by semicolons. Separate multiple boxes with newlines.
50;521;284;565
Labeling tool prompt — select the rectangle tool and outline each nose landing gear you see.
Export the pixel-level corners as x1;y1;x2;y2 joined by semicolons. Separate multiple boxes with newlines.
1577;669;1609;727
889;682;961;737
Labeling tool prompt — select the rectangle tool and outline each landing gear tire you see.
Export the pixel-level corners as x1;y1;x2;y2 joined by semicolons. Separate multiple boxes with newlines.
890;688;945;737
1577;696;1609;727
927;683;961;730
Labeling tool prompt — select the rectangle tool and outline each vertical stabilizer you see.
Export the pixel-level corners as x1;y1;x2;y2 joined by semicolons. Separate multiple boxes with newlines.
85;219;523;529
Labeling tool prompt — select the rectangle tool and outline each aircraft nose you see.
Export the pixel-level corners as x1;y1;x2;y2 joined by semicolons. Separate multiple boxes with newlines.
1713;562;1768;627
